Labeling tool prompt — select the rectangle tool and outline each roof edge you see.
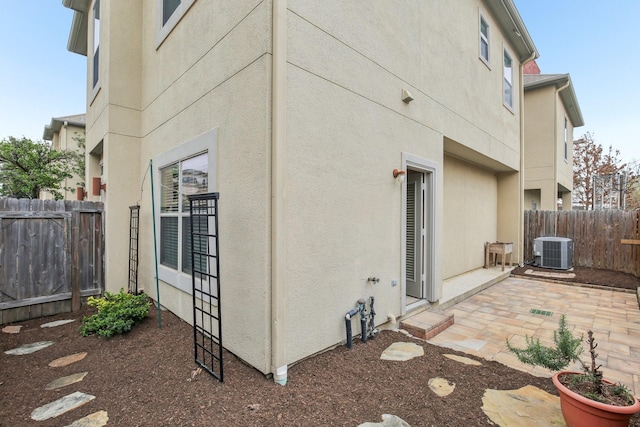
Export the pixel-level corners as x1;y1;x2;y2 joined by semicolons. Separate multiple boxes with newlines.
43;114;87;141
64;1;88;56
524;74;584;127
483;0;539;63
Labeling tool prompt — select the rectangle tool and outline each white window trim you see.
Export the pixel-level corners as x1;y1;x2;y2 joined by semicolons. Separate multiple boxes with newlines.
156;0;197;49
89;0;101;105
479;12;490;68
503;46;514;112
154;128;217;294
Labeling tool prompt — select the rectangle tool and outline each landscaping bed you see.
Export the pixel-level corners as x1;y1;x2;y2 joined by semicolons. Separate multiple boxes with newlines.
1;266;639;426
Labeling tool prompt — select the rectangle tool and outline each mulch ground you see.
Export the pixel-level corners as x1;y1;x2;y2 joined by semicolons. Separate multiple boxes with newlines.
1;267;639;426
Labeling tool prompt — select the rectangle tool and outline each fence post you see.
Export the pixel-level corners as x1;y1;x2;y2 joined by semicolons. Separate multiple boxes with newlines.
71;209;81;312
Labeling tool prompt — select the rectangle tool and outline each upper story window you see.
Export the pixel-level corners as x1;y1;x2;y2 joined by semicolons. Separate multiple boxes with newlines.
564;117;568;160
163;0;181;25
157;0;196;48
479;15;490;65
92;0;100;89
503;48;513;110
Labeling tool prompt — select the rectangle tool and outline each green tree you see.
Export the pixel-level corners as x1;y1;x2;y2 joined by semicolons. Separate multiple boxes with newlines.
0;136;79;200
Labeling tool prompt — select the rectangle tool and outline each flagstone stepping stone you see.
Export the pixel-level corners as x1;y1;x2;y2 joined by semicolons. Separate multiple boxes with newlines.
45;372;89;390
380;342;424;361
428;377;455;397
31;391;95;421
41;319;75;328
49;352;88;367
2;325;22;334
63;410;109;427
358;414;411;427
5;341;54;355
443;354;482;366
481;385;565;427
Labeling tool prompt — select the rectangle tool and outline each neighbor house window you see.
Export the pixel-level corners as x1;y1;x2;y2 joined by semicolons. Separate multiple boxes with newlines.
160;152;209;274
503;49;513;109
155;129;217;294
479;15;490;65
564;117;568;160
157;0;196;47
92;0;100;89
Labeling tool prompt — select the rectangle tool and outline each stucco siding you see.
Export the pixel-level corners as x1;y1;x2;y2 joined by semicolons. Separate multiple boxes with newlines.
77;0;531;376
443;155;498;279
285;63;444;363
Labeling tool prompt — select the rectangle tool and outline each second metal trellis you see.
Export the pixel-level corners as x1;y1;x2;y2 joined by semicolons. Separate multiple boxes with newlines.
128;205;140;294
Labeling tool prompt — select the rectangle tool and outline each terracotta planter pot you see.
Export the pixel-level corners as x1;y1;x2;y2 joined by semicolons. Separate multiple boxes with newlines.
553;371;640;427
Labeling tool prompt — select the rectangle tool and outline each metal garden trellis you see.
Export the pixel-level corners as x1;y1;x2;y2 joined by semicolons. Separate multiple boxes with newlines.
188;192;223;382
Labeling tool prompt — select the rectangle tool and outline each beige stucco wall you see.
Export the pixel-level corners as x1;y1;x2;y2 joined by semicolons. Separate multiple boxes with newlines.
82;0;527;374
136;0;272;373
42;124;85;200
83;0;142;295
524;84;575;211
442;156;498;278
283;0;524;364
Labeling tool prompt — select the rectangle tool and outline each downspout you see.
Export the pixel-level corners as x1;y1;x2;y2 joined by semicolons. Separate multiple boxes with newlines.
553;79;571;213
271;0;287;386
519;51;536;265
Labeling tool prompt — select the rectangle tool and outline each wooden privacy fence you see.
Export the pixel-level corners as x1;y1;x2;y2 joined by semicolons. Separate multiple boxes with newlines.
523;209;640;276
0;198;104;323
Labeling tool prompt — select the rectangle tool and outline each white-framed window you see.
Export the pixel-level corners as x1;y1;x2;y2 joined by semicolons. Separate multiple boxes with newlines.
155;129;217;293
503;48;513;110
564;117;568;160
91;0;101;94
156;0;196;48
479;14;490;65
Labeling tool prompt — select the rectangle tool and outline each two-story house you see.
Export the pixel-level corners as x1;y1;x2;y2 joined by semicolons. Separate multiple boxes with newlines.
523;60;584;211
42;113;86;200
62;0;537;383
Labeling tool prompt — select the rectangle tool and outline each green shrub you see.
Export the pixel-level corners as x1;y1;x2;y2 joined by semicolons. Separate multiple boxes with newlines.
80;290;150;337
506;314;583;371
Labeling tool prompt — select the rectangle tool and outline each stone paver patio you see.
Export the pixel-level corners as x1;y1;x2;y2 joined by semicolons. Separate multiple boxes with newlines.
427;276;640;396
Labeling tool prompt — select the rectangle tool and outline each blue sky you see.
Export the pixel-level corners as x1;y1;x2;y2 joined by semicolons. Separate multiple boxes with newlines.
0;1;637;164
0;2;85;142
514;0;639;165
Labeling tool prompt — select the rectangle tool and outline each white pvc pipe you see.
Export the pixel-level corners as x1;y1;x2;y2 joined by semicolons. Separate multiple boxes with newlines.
271;0;288;386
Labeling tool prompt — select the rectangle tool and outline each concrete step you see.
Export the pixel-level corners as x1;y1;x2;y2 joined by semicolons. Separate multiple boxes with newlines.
400;310;454;341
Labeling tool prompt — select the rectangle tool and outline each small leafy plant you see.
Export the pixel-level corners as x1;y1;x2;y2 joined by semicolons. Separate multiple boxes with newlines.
80;289;150;338
506;314;583;371
507;315;635;406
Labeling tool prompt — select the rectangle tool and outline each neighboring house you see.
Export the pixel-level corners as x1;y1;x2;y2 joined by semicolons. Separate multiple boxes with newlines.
523;61;584;211
63;0;537;383
42;113;86;200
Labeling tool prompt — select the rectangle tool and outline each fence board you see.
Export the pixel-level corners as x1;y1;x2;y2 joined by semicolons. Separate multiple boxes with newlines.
0;197;104;323
524;209;639;276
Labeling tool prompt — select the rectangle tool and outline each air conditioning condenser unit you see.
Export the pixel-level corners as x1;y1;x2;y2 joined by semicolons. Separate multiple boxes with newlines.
533;237;572;270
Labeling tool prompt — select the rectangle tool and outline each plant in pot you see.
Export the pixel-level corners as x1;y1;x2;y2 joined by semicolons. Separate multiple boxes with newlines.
506;315;640;427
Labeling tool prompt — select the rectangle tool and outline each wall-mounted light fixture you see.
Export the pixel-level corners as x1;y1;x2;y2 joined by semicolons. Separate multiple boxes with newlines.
92;177;106;196
393;168;406;183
